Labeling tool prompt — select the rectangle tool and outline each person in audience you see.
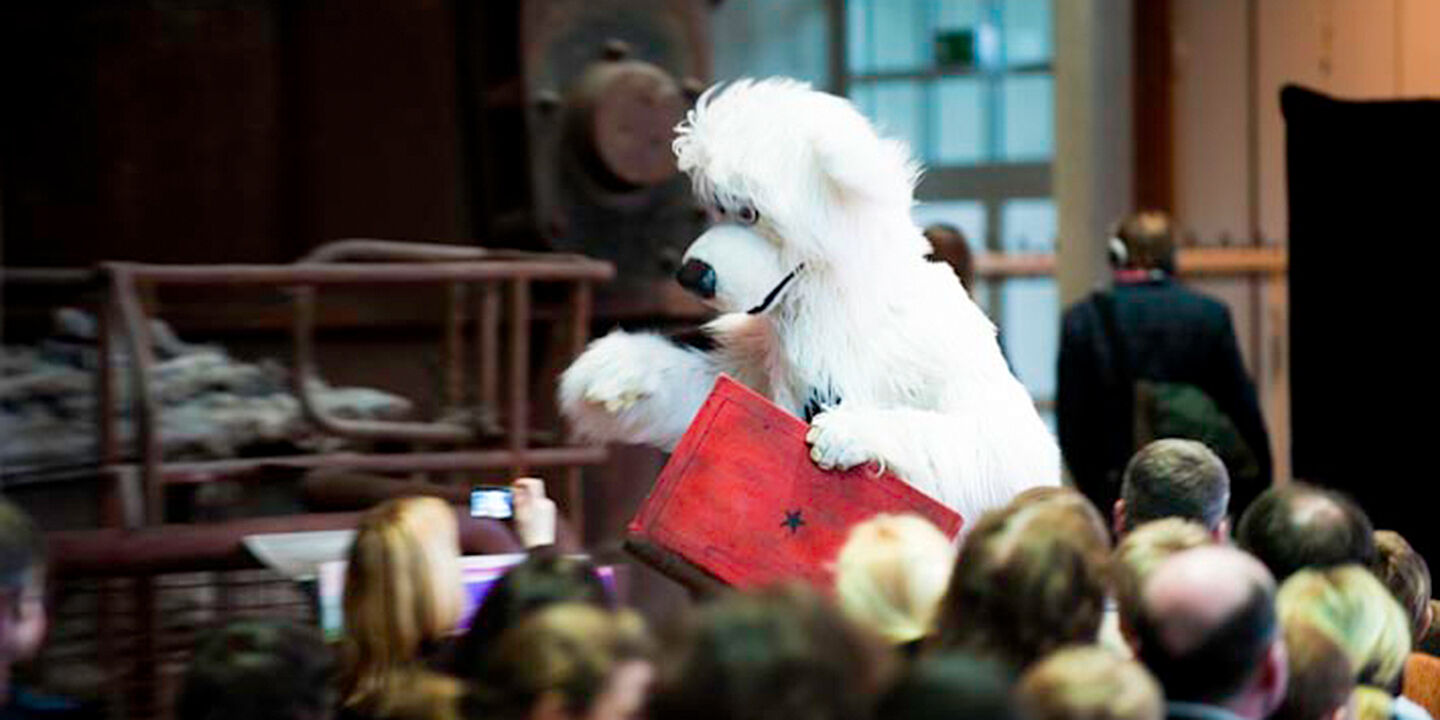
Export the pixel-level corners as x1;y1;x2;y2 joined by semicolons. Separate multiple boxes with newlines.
1354;688;1407;720
1371;531;1433;648
647;584;892;720
923;223;977;294
1106;518;1215;654
1015;645;1163;720
1420;600;1440;656
0;499;45;707
1007;485;1113;536
461;604;652;720
1277;566;1426;719
1133;546;1288;720
453;552;614;679
1366;530;1440;716
934;489;1111;670
876;650;1015;720
1273;618;1355;720
1236;482;1375;581
0;497;94;719
338;496;466;720
178;620;335;720
1114;439;1231;538
511;477;559;550
1058;210;1272;521
834;513;956;656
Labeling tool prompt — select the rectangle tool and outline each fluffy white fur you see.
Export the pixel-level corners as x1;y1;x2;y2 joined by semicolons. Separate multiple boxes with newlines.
560;78;1060;523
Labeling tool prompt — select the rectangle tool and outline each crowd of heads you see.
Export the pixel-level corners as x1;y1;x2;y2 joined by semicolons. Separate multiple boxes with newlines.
4;434;1440;720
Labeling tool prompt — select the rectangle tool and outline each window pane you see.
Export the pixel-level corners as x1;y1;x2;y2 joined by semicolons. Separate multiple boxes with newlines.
1002;0;1053;67
912;200;986;254
846;0;871;74
1000;277;1059;401
1001;74;1053;162
1001;198;1056;252
870;0;924;72
848;82;876;118
932;78;985;166
866;80;924;159
714;0;831;86
936;0;981;32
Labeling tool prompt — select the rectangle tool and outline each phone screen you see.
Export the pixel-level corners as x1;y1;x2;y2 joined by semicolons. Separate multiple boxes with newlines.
470;487;514;519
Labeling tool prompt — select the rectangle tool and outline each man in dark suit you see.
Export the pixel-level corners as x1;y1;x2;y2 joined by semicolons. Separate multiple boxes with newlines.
1057;211;1272;523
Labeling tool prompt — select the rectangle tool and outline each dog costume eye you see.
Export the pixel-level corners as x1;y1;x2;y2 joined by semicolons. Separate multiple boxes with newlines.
736;204;760;225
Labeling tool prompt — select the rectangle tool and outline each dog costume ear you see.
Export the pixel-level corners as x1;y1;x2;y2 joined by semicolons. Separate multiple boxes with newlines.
813;130;919;204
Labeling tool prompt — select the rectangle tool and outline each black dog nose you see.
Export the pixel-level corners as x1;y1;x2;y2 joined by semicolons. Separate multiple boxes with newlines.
675;258;716;299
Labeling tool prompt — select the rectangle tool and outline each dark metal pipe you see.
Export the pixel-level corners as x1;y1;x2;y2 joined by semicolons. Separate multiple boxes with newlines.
290;287;474;443
106;265;163;524
298;239;492;264
508;278;531;475
112;259;615;286
152;447;609;483
47;510;527;577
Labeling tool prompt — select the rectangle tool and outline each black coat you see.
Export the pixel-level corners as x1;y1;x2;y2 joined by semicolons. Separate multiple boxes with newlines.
1057;277;1273;519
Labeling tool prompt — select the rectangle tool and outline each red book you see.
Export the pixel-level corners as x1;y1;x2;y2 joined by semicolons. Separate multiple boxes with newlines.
626;376;964;591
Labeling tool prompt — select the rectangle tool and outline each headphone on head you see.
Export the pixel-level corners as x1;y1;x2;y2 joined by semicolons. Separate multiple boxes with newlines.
1107;236;1129;268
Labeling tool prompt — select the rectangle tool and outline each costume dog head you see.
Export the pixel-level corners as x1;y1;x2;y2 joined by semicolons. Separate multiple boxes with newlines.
671;78;929;314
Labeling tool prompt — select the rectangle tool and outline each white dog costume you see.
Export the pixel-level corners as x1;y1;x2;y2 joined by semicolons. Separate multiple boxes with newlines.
560;78;1059;524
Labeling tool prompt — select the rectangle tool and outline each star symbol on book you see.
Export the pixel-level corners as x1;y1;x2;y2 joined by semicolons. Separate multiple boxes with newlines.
781;509;806;535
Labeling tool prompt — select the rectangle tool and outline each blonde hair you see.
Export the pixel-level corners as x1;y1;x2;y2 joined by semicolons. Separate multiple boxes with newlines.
341;496;465;719
834;513;956;645
1016;645;1164;720
1111;519;1214;637
1352;687;1391;720
1277;565;1412;691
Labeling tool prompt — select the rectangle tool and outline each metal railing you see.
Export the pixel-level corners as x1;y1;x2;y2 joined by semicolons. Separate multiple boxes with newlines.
4;241;615;719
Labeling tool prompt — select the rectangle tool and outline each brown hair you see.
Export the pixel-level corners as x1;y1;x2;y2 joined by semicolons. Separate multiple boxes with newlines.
468;604;652;720
934;490;1111;669
923;223;976;292
649;584;892;720
1016;645;1163;720
1111;518;1214;640
1370;529;1432;644
340;496;465;719
1274;618;1355;720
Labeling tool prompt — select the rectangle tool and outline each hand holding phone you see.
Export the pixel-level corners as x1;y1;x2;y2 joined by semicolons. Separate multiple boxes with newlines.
512;477;557;549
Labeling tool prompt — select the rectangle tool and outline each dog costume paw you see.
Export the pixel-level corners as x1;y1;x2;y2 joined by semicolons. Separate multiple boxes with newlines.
561;329;668;420
564;331;662;415
805;409;881;471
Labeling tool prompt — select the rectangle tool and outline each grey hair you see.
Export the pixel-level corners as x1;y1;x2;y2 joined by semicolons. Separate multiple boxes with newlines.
1121;439;1230;533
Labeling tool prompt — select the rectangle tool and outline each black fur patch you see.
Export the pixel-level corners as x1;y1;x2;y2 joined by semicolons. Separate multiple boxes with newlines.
803;387;842;423
666;327;718;353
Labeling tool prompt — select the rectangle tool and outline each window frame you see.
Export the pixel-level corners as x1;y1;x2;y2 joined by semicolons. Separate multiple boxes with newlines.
834;0;1058;417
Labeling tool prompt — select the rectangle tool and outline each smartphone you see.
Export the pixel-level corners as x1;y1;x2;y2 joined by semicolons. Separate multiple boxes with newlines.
470;486;514;520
